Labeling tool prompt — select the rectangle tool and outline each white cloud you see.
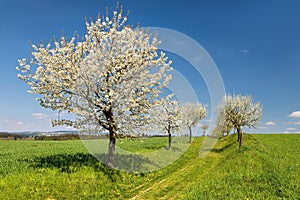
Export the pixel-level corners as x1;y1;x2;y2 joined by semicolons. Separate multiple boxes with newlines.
294;122;300;125
32;113;48;119
289;111;300;118
258;126;268;129
265;121;276;126
284;131;300;134
240;49;248;53
194;54;203;61
286;127;296;131
16;121;24;125
4;120;24;126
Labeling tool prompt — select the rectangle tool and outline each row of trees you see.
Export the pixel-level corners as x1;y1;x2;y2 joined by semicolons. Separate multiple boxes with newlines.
155;100;207;150
17;5;262;167
17;6;207;167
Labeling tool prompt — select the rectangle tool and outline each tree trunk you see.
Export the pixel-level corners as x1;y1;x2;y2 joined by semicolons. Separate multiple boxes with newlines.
168;130;172;150
189;127;192;143
239;131;243;148
237;127;243;148
107;130;116;168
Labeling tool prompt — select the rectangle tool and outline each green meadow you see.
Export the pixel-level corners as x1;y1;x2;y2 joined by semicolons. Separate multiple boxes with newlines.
0;134;299;199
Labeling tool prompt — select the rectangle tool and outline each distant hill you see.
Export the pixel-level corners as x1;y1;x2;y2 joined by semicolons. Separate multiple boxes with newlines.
0;131;80;140
0;132;24;138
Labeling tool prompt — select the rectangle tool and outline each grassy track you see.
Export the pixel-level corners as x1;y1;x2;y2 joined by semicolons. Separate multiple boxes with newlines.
186;134;300;199
0;134;299;199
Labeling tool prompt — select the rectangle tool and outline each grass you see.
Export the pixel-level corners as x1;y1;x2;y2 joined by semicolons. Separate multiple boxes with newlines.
186;134;300;199
0;134;299;199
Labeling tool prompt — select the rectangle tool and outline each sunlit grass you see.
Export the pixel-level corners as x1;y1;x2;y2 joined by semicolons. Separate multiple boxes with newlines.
0;134;299;199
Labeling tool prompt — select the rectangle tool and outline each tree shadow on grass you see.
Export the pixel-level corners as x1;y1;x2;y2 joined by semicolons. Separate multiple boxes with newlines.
210;142;234;153
29;152;159;178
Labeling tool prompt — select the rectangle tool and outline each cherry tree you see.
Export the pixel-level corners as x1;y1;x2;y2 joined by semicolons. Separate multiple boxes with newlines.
181;102;207;143
152;99;182;149
200;124;209;136
215;107;234;137
217;94;262;148
17;6;172;167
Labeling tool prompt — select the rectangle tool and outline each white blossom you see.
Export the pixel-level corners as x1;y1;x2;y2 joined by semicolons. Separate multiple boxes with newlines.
16;6;173;164
216;94;262;146
181;102;207;142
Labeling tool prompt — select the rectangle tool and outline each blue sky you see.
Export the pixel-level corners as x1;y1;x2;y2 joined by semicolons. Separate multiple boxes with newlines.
0;0;300;133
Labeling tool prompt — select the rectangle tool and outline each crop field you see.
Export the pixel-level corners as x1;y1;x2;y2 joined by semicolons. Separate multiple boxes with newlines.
0;134;299;199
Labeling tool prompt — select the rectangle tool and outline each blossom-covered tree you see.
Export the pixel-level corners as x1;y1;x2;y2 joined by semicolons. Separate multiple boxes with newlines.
152;99;181;149
200;124;209;136
181;102;207;143
17;6;172;167
215;107;234;137
217;94;262;148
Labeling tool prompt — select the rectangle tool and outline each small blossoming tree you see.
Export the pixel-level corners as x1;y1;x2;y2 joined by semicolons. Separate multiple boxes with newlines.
200;124;209;136
217;94;262;148
152;98;182;149
215;107;234;137
17;6;172;167
181;102;207;143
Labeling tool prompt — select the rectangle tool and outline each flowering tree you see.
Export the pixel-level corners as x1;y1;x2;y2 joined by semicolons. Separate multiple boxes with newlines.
17;6;172;167
181;102;207;143
200;124;209;136
152;99;181;149
217;94;262;148
215;107;234;137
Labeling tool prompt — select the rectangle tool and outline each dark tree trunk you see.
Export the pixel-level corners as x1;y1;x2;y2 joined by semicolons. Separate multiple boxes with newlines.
239;131;243;148
107;131;116;167
189;127;192;143
167;128;172;150
168;132;172;150
104;106;117;168
237;127;243;148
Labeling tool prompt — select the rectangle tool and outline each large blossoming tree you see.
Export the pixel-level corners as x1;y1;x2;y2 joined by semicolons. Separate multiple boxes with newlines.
217;94;262;148
17;6;172;167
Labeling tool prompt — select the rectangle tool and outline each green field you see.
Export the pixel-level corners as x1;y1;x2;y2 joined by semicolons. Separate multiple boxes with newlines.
0;134;299;199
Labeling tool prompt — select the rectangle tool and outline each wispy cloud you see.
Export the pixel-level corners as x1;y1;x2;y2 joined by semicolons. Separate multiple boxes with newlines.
284;129;300;134
265;121;276;126
258;126;268;129
240;49;248;53
194;54;203;61
4;120;24;126
286;127;296;131
294;122;300;125
32;113;48;119
288;111;300;118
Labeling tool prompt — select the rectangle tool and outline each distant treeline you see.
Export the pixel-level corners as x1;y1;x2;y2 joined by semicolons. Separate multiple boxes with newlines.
0;132;24;139
0;132;169;141
0;132;82;141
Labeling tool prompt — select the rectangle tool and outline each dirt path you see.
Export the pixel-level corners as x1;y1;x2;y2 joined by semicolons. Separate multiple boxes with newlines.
130;151;224;200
